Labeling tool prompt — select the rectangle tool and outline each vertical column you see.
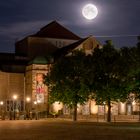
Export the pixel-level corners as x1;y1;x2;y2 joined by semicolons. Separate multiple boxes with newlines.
118;102;126;115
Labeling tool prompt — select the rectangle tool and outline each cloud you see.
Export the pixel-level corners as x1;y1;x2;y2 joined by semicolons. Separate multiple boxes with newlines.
0;20;52;40
0;19;87;40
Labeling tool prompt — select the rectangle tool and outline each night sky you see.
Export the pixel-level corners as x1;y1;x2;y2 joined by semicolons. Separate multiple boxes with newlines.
0;0;140;53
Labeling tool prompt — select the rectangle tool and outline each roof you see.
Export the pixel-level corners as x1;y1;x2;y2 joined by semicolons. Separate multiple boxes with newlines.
53;36;102;59
0;53;28;64
0;53;15;62
1;65;26;73
32;21;81;40
28;56;49;65
0;53;28;73
54;37;88;59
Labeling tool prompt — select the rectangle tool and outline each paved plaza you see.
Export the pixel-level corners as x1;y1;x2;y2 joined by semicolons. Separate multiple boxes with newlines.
0;119;140;140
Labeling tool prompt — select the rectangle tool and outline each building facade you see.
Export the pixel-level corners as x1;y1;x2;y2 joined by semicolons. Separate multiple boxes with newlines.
0;21;139;119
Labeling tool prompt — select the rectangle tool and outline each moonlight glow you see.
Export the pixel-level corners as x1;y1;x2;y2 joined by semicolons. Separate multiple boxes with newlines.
82;4;98;20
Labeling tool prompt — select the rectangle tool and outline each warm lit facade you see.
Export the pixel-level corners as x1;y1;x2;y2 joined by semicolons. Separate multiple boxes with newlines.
0;21;139;119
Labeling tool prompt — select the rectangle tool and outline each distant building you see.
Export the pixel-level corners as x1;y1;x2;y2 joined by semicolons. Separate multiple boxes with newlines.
0;21;138;119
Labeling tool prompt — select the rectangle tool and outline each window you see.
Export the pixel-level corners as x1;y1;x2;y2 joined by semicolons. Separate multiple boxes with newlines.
6;100;24;112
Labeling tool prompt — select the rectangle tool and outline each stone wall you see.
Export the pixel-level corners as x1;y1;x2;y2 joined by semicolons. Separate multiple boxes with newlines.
0;71;24;101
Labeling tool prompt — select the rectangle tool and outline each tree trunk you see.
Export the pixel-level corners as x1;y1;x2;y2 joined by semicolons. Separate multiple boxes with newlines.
107;99;111;122
73;103;77;121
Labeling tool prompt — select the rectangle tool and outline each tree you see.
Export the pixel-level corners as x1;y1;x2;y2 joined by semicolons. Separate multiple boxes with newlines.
88;40;128;122
126;36;140;120
129;36;140;96
122;37;140;97
45;51;90;121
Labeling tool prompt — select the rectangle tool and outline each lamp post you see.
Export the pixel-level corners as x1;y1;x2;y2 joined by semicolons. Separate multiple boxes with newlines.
34;101;38;120
37;100;41;119
34;100;41;120
26;97;31;119
13;95;17;120
103;102;106;121
0;101;4;120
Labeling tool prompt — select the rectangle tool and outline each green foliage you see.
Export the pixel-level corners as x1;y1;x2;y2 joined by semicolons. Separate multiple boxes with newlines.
45;50;90;108
126;37;140;99
87;40;128;104
85;40;130;122
44;37;140;122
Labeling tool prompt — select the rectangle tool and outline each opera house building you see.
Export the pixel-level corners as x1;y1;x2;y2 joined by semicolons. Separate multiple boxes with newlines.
0;21;139;120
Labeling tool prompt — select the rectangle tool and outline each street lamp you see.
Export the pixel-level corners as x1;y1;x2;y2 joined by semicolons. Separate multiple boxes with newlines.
13;95;17;100
0;101;4;105
103;102;106;121
26;97;31;102
34;101;37;119
25;97;31;119
0;101;4;120
13;95;17;120
34;101;39;120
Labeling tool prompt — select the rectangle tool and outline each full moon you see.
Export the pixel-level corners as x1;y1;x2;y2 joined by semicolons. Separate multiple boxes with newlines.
82;4;98;20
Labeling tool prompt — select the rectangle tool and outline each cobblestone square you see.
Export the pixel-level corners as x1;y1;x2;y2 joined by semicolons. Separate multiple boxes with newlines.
0;119;140;140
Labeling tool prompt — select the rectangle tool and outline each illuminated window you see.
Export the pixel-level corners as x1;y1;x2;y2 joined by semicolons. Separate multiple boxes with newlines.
6;100;24;112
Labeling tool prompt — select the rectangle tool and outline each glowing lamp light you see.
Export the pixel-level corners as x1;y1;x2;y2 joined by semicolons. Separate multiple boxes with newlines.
0;101;4;105
37;100;41;103
132;101;136;105
26;97;31;102
13;95;17;100
34;101;37;105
